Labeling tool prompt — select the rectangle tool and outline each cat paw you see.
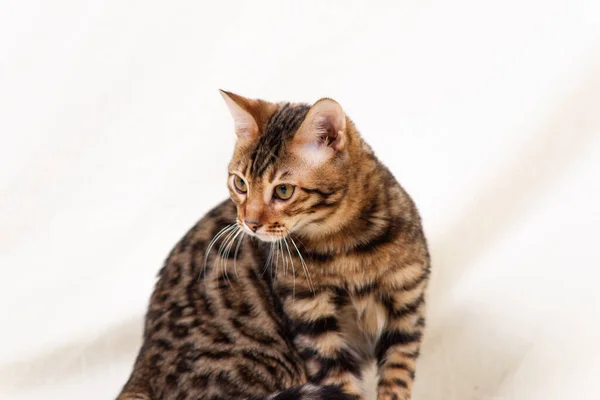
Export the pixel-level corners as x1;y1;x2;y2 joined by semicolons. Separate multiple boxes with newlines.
377;388;408;400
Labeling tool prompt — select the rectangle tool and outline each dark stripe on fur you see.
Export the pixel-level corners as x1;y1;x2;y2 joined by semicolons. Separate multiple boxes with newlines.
229;317;278;345
248;384;357;400
354;282;377;297
397;270;429;292
250;103;310;176
380;293;425;319
277;286;316;300
351;216;403;254
375;330;423;361
294;316;339;336
299;187;337;198
235;363;276;393
387;362;416;379
302;347;362;383
380;378;409;389
303;249;336;263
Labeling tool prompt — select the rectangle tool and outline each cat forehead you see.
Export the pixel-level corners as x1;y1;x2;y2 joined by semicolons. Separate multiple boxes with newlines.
263;103;310;138
247;103;310;176
242;160;296;184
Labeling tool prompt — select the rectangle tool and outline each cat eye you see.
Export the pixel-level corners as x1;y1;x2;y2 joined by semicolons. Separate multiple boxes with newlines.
233;175;247;194
274;184;295;200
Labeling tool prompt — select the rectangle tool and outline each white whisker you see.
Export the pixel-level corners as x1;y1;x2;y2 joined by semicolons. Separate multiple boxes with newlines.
233;232;245;278
283;237;296;299
280;239;288;277
288;233;314;293
263;241;274;276
202;224;236;281
219;226;239;287
271;241;279;279
223;228;242;286
274;238;280;276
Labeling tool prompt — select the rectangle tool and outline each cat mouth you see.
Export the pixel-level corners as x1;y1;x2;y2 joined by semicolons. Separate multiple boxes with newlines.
239;223;287;242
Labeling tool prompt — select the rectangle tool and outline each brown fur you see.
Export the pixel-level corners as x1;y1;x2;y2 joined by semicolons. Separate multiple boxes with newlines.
118;93;430;400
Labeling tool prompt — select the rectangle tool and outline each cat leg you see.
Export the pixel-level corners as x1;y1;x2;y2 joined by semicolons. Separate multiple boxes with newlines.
375;291;426;400
283;287;366;400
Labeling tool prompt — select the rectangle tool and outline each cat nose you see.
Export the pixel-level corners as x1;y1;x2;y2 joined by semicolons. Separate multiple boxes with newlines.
244;219;263;232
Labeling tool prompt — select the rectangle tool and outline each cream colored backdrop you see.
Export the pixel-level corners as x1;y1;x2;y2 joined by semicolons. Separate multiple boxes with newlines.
1;1;599;399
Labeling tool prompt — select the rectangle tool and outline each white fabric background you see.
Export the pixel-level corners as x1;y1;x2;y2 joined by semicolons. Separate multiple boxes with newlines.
1;1;599;399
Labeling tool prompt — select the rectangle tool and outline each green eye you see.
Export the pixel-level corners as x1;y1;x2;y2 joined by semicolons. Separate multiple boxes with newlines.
274;184;295;200
233;176;247;194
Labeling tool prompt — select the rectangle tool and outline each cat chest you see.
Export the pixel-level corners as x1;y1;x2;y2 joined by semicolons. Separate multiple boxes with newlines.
338;294;388;356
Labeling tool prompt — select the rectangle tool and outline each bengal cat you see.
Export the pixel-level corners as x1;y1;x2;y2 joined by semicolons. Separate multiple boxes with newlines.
117;91;430;400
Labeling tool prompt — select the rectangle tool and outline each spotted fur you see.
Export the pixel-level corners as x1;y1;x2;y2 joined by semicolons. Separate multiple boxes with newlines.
118;92;430;400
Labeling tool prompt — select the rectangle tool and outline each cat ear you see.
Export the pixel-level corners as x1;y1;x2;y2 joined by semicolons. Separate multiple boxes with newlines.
293;98;347;164
219;90;261;140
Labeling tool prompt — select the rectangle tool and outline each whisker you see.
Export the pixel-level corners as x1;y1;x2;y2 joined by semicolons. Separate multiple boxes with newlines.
271;240;277;277
219;226;239;287
289;235;314;293
272;240;278;280
233;232;245;279
280;239;287;277
283;237;296;299
274;238;280;276
202;224;236;281
292;235;309;252
223;228;242;286
270;240;275;280
280;239;288;277
262;241;274;277
218;226;237;258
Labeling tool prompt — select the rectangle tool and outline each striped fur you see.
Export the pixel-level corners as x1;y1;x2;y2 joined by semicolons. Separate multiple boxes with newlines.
118;93;430;400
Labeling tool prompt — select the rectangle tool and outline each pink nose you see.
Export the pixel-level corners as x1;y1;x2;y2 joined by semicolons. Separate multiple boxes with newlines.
244;219;262;232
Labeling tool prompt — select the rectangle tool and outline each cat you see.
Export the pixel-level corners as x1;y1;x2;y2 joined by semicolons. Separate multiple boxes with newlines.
117;91;430;400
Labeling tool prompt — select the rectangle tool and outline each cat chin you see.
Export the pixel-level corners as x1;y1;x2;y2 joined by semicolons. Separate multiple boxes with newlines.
250;232;285;243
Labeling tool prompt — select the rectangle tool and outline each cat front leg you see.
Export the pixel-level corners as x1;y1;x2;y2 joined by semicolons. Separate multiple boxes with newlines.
375;330;422;400
282;286;366;400
374;285;426;400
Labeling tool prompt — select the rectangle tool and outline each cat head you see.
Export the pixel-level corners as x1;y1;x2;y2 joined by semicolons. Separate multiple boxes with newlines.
221;90;357;242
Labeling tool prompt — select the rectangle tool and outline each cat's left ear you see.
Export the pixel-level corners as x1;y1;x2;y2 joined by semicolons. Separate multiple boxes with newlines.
293;98;347;164
220;90;274;141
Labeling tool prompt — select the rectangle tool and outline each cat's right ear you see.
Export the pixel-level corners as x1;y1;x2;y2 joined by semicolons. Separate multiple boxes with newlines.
292;98;347;166
219;90;261;141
